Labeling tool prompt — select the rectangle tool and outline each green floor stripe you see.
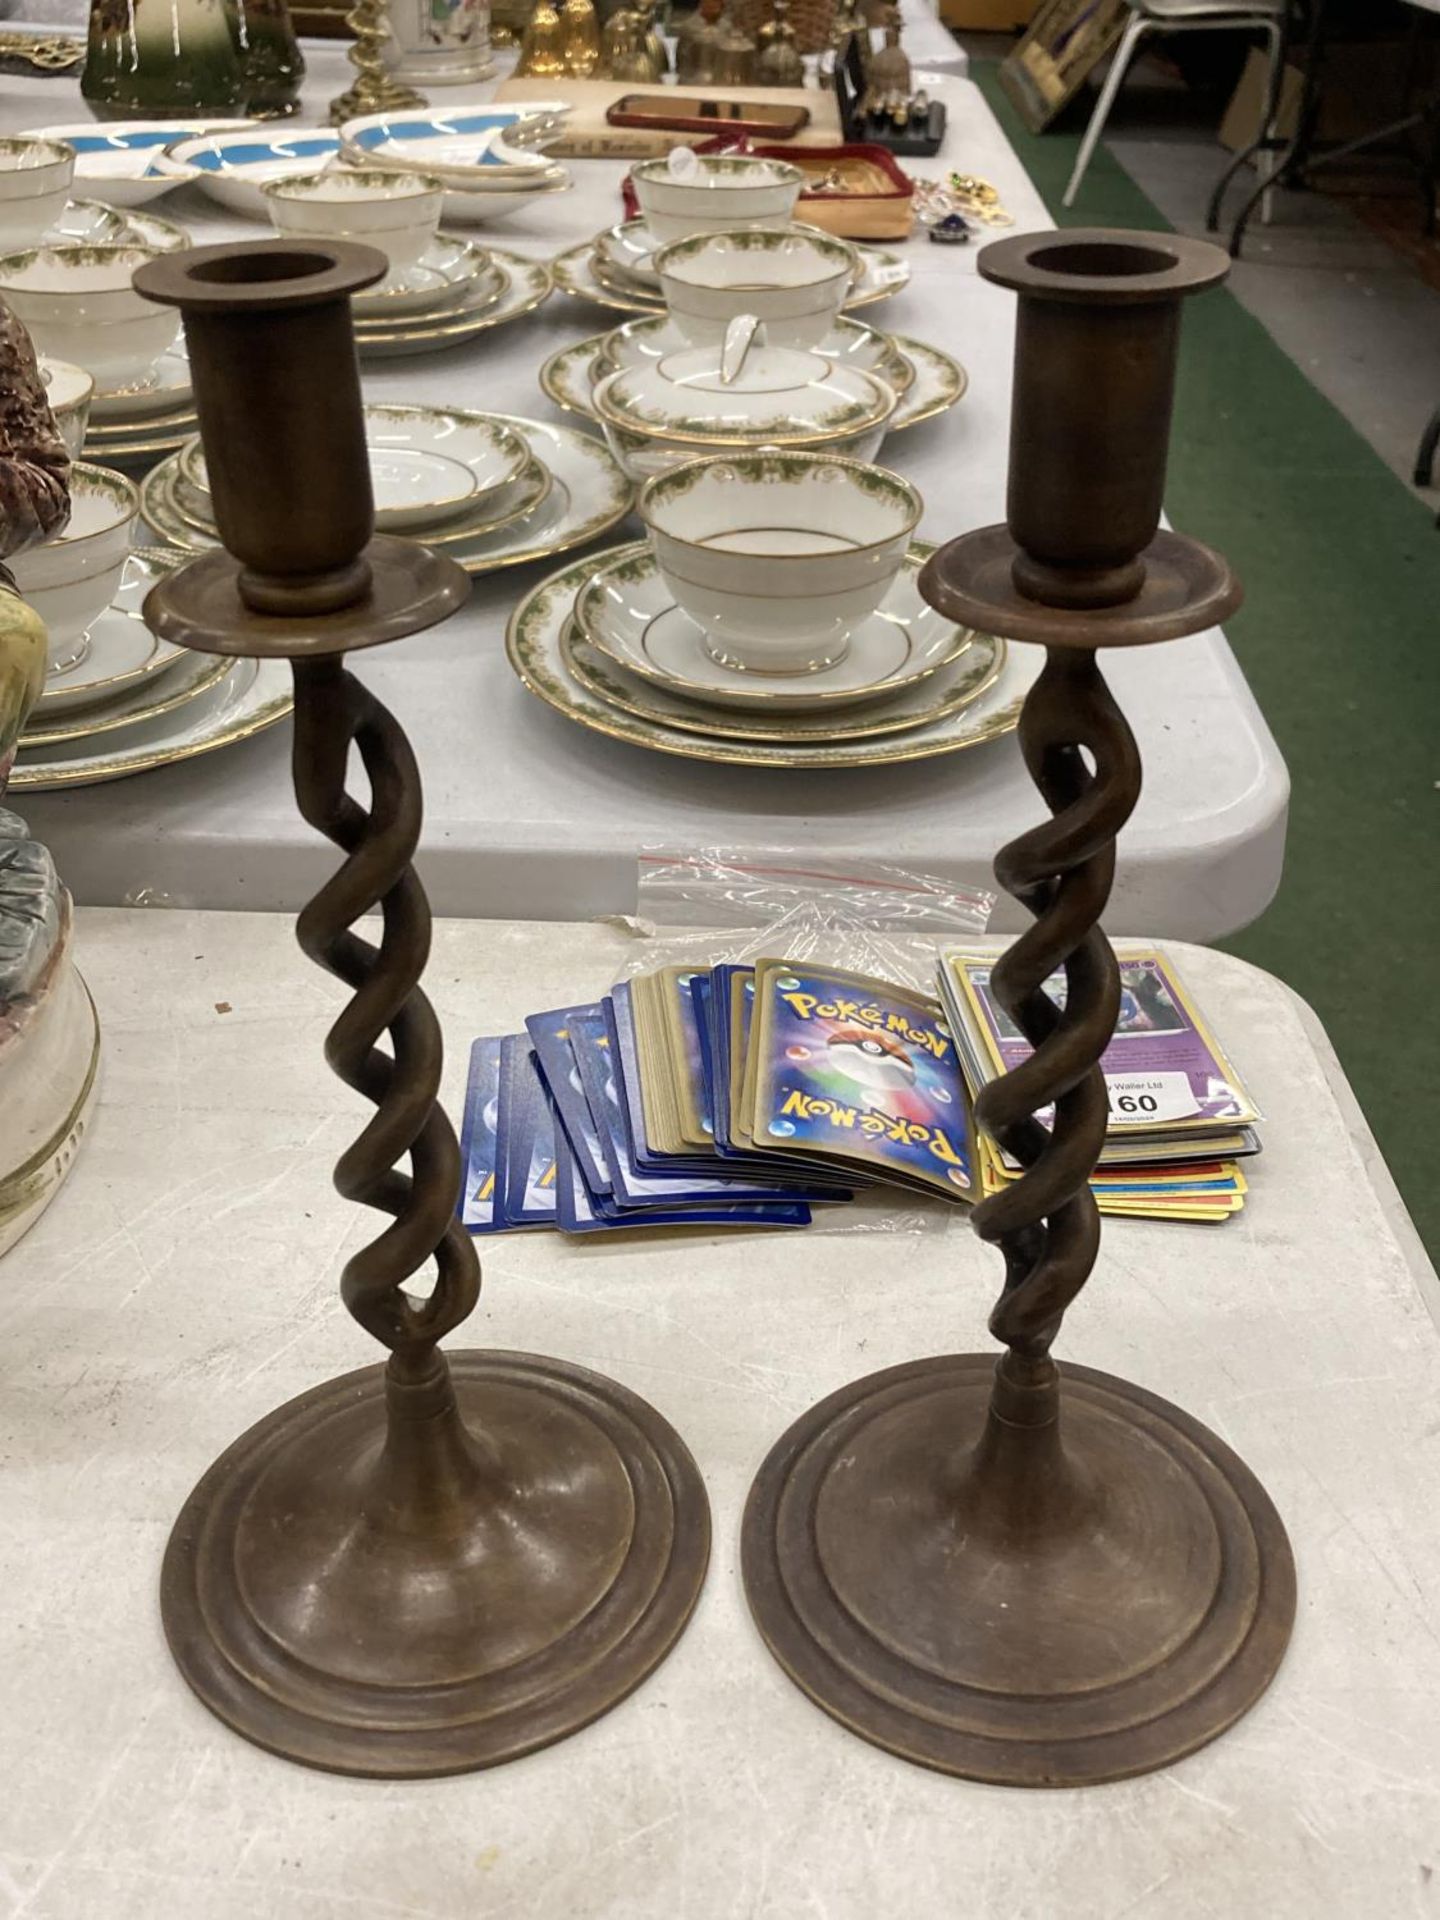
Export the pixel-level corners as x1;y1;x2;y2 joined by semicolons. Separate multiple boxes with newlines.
971;60;1440;1261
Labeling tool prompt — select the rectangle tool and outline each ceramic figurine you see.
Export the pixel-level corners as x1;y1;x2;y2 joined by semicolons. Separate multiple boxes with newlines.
384;0;493;85
228;0;305;116
82;0;245;117
0;302;96;1260
516;0;566;73
559;0;601;73
755;0;803;84
674;0;724;82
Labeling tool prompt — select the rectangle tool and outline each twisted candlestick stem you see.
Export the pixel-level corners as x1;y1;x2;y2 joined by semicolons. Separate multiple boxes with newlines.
971;647;1141;1388
328;0;423;123
291;655;478;1377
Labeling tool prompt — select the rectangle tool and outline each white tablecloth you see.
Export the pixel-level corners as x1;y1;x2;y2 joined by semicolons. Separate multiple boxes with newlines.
3;53;1290;938
4;909;1436;1919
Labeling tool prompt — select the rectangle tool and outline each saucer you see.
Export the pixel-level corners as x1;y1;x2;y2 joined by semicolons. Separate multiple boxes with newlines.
596;221;911;309
352;250;549;357
87;347;192;422
180;403;532;526
34;548;187;717
507;547;1035;772
573;543;972;712
564;620;1005;744
351;234;501;319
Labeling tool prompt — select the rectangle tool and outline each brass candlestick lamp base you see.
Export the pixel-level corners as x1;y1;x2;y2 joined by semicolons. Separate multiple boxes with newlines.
742;231;1294;1789
137;241;708;1778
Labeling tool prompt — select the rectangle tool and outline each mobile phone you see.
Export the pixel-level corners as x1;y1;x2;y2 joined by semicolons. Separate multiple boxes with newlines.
607;94;811;139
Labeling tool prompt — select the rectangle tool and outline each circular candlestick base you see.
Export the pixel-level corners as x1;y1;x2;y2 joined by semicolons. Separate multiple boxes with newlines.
742;1354;1294;1787
162;1351;710;1778
142;535;471;659
920;525;1242;650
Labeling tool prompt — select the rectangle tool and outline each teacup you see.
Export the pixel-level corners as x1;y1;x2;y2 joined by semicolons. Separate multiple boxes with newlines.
653;226;859;351
10;461;139;675
39;357;94;460
639;450;922;675
0;137;75;250
630;154;804;250
0;244;179;396
263;169;445;279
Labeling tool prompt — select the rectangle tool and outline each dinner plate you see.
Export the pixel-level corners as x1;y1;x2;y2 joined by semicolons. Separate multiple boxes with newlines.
573;543;972;712
564;622;1005;744
506;547;1036;771
338;105;571;188
143;417;634;576
24;643;230;748
351;250;549;356
10;657;292;789
34;548;187;717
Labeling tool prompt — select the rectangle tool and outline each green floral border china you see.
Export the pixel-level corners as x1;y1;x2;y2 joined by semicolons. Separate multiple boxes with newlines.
352;251;551;355
34;546;184;714
505;545;1035;770
23;648;231;748
590;315;916;399
141;417;636;576
9;658;293;789
553;235;910;318
564;622;1006;744
540;332;964;438
574;538;968;710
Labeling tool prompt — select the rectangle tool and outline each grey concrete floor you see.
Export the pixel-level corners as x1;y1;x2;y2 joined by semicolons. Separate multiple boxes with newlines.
956;29;1440;491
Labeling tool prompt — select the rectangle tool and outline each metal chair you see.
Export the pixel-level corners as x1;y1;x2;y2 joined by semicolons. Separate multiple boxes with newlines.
1063;0;1288;209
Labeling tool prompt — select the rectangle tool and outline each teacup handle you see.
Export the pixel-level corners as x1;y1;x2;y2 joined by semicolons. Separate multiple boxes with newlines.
721;313;765;385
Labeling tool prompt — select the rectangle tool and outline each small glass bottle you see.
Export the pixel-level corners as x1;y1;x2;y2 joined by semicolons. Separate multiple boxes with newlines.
229;0;306;118
82;0;245;118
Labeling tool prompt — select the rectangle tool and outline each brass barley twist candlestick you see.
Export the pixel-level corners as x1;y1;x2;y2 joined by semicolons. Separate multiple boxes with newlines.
328;0;424;124
741;230;1294;1788
136;240;709;1778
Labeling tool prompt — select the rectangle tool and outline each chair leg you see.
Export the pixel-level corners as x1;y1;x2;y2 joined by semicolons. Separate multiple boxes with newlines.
1062;14;1150;211
1413;401;1440;488
1258;18;1284;226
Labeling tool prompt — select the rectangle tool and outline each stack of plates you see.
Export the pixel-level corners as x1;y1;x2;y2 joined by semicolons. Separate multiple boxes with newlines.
351;241;552;359
506;541;1038;772
10;548;292;791
161;115;570;226
540;317;967;440
140;408;634;576
82;345;196;470
552;219;911;318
